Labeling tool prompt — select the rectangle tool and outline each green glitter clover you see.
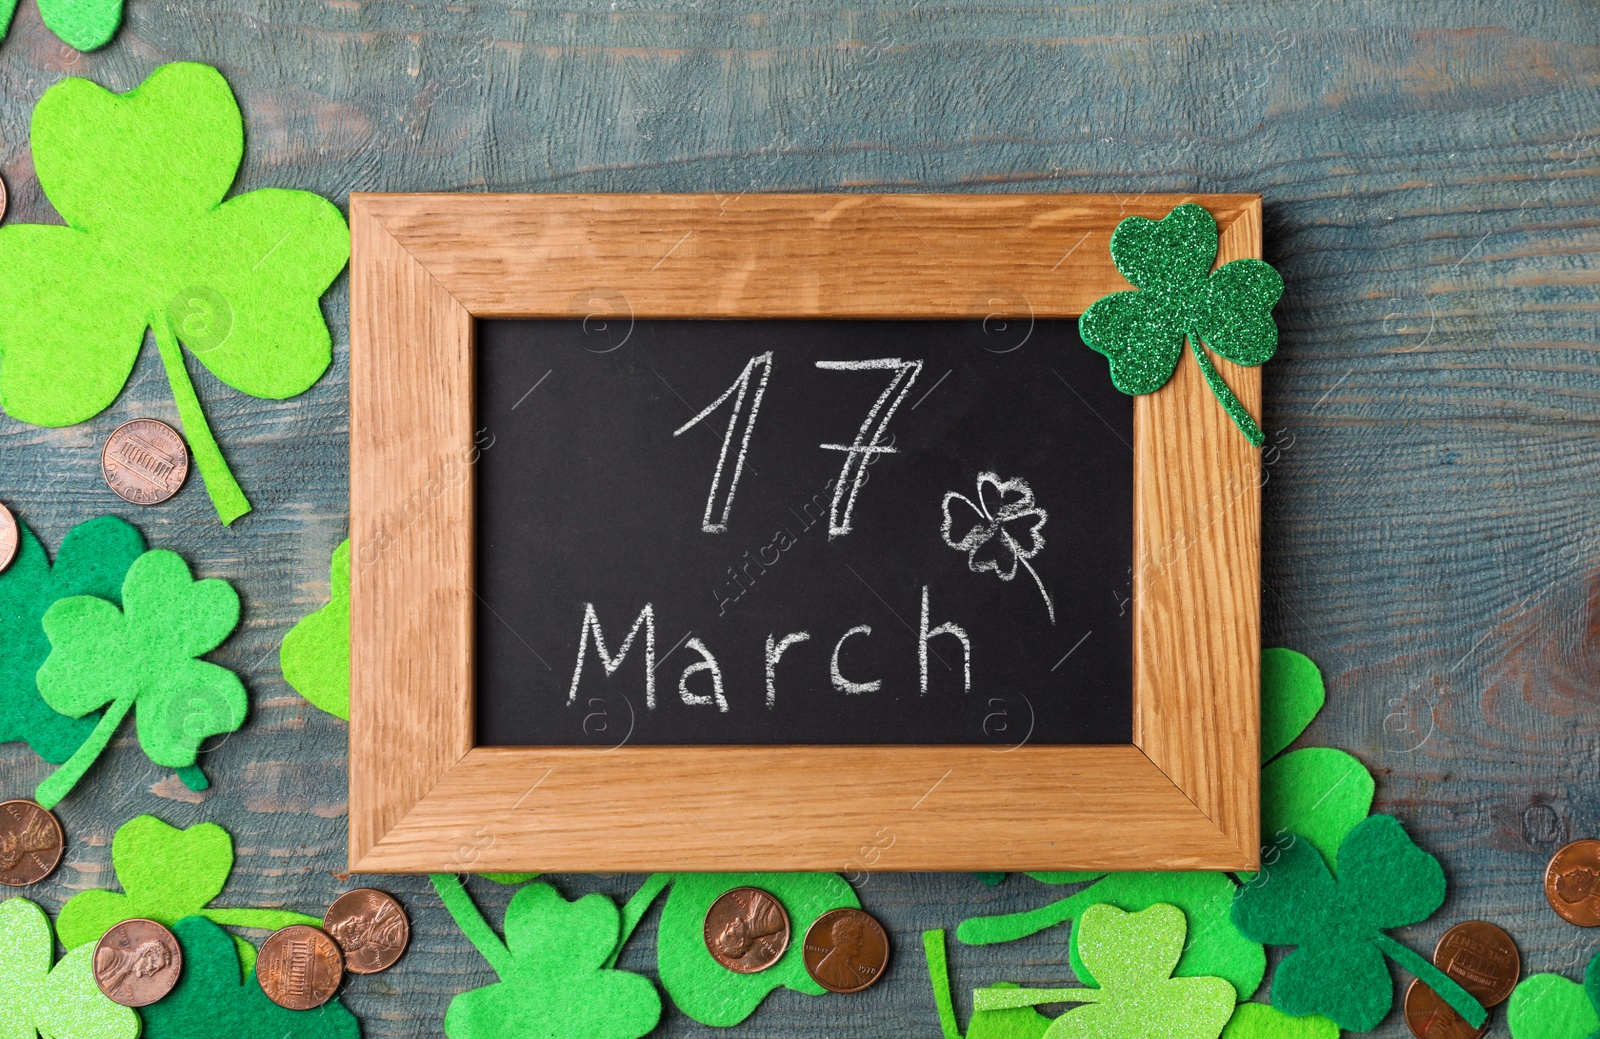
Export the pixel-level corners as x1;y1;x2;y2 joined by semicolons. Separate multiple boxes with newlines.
1079;203;1284;446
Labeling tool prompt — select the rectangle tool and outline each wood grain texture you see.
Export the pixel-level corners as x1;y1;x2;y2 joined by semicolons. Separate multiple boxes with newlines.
0;2;1594;1036
349;192;1260;873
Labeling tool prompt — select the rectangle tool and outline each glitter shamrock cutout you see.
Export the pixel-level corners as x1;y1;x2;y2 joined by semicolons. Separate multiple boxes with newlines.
1079;203;1284;446
941;473;1054;623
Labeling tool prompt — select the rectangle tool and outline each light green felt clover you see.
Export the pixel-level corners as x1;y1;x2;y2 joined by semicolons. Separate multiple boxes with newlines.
0;61;350;525
1221;1002;1340;1039
33;549;247;808
974;904;1236;1039
0;0;120;51
432;875;661;1039
1507;951;1600;1039
0;516;145;763
55;815;319;976
140;916;360;1039
1230;814;1487;1032
1079;202;1284;446
0;897;139;1039
280;538;350;721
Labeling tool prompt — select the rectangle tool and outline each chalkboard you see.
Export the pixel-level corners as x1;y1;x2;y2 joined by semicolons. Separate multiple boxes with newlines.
473;317;1132;747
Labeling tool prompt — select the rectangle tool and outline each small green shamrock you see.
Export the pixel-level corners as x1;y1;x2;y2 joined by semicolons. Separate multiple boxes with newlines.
139;916;360;1039
1230;813;1487;1031
973;903;1236;1039
280;538;350;721
56;815;320;975
1079;202;1284;446
0;515;145;763
0;61;349;524
32;550;247;807
0;0;119;51
431;874;661;1039
1506;950;1600;1039
0;897;138;1039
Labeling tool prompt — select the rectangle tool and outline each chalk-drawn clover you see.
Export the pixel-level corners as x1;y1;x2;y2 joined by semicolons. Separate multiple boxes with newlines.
941;473;1054;623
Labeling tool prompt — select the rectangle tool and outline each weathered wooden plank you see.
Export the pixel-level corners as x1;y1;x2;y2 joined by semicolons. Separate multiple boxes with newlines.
0;2;1596;1035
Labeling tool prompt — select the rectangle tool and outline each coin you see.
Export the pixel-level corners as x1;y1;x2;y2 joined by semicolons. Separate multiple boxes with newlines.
0;800;64;887
1433;920;1519;1006
324;888;410;974
802;908;890;993
1403;979;1488;1039
704;887;790;973
1546;839;1600;926
93;919;182;1007
0;501;17;575
258;925;344;1009
101;419;189;506
0;171;7;223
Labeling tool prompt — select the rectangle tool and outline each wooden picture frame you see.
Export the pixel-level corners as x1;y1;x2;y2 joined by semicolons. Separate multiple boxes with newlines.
348;193;1262;874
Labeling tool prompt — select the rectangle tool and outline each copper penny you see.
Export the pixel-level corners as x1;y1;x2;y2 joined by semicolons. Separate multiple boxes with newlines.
1433;920;1519;1006
0;799;64;887
0;501;17;574
101;419;189;506
802;908;890;993
324;888;410;974
703;887;790;973
0;171;7;223
93;919;182;1007
1546;839;1600;926
1404;979;1488;1039
258;925;344;1009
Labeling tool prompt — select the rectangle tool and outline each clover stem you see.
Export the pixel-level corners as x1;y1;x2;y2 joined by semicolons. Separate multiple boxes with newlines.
1187;335;1265;447
922;930;965;1039
152;315;253;525
954;879;1107;945
204;908;322;930
1373;934;1488;1028
34;695;134;809
973;986;1100;1011
176;764;209;791
430;873;515;979
603;872;672;969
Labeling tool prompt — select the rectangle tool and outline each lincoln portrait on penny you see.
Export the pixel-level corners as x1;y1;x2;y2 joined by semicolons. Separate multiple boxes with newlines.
811;914;871;991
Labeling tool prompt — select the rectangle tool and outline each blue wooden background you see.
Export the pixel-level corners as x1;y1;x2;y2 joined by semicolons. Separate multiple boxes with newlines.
2;2;1597;1035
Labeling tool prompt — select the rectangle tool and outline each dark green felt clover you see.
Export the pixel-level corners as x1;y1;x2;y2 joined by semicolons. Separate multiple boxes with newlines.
432;874;661;1039
1507;948;1600;1039
139;916;359;1039
1230;813;1487;1032
1079;202;1284;446
0;515;145;763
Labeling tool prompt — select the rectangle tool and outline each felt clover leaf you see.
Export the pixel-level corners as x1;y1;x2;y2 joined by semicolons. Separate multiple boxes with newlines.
0;515;145;763
974;903;1236;1039
139;916;360;1039
431;875;661;1039
650;872;861;1025
0;62;350;525
1507;950;1600;1039
55;815;320;975
0;0;120;51
280;539;351;721
32;549;247;808
1230;813;1487;1032
941;473;1055;623
0;898;138;1039
1079;202;1284;446
1221;1002;1340;1039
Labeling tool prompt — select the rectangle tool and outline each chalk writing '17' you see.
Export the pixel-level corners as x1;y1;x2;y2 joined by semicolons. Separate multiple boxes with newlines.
674;354;922;537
